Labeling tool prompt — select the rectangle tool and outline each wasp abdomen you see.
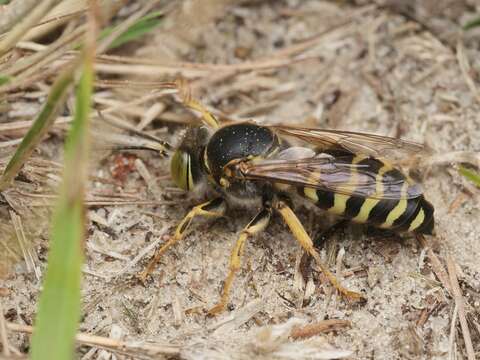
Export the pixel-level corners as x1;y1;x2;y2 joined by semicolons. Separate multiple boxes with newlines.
301;154;434;234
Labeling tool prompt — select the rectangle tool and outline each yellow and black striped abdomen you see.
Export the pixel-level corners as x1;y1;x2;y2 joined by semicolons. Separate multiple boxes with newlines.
300;153;434;234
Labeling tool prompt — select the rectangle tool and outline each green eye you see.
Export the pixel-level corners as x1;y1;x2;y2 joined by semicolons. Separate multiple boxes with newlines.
170;150;193;191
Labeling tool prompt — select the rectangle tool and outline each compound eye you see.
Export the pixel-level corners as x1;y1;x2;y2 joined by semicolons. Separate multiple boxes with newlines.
170;150;193;191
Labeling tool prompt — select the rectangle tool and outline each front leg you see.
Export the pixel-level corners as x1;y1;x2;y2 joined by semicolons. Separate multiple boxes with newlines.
138;197;226;282
208;207;272;315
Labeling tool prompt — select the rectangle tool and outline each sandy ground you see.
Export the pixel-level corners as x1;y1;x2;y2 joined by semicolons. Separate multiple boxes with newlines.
1;1;480;359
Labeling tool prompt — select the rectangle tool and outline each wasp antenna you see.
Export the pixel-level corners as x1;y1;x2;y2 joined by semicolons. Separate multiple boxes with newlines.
109;145;169;157
96;110;173;154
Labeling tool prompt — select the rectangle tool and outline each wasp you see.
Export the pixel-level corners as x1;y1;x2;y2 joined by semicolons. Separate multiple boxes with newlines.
136;94;434;315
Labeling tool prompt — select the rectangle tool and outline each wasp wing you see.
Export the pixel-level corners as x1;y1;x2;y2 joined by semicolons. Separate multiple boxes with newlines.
239;152;422;200
270;125;425;159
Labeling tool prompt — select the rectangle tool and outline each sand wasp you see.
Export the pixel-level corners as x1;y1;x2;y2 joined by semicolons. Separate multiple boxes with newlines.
136;91;434;315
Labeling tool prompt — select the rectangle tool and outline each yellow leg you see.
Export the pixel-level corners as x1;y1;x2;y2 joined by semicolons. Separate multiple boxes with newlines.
208;208;271;315
137;198;226;282
274;200;364;302
175;78;220;129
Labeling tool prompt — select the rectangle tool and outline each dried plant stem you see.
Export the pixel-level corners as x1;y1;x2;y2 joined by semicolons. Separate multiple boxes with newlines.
6;322;181;357
416;235;452;295
0;62;75;191
3;25;86;77
446;255;475;360
290;319;351;339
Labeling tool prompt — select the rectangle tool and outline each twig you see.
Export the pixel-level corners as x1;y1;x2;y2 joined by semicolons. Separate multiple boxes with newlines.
446;255;475;360
290;319;351;340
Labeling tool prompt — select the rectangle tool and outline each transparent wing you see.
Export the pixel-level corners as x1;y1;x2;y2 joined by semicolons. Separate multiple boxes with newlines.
237;151;422;200
270;125;425;159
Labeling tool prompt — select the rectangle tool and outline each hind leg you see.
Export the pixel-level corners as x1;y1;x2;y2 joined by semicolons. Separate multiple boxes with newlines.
300;220;349;281
274;200;364;302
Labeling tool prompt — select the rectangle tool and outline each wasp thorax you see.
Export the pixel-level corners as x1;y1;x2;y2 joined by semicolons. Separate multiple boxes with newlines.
205;122;279;184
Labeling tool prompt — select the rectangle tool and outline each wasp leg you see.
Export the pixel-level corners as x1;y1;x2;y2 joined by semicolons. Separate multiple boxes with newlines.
176;79;220;129
184;98;220;129
208;208;272;315
274;200;364;302
138;197;226;282
300;220;349;280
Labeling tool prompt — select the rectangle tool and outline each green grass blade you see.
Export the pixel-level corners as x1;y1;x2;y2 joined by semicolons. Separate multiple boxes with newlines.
459;165;480;188
0;74;11;85
0;67;74;191
100;10;163;50
463;16;480;30
29;52;94;360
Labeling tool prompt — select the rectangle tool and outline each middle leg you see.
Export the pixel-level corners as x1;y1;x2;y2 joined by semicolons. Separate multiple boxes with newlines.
208;207;272;315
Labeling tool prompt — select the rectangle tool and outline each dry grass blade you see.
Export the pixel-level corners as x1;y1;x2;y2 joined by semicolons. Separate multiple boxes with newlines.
254;318;353;359
0;0;62;56
22;0;88;41
449;303;459;360
456;40;480;104
9;210;40;280
446;255;475;360
212;300;264;335
0;0;47;34
3;25;85;78
0;64;74;191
